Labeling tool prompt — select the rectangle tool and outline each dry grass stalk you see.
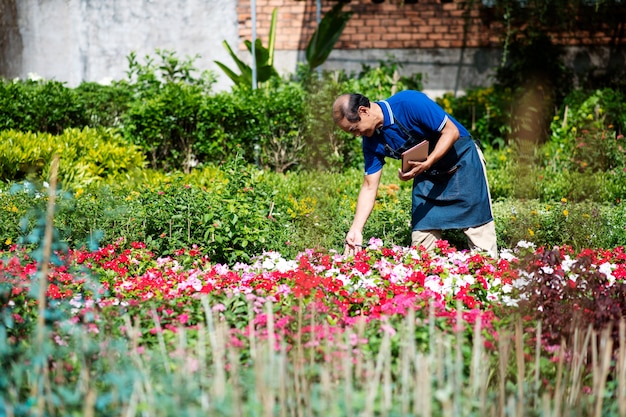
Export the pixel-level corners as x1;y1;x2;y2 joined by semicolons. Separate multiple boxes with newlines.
593;326;613;417
618;319;626;417
498;327;511;415
201;296;226;400
150;307;171;375
514;318;525;416
32;155;60;417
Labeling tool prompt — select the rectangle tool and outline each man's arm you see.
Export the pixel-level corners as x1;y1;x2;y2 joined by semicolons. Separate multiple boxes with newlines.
345;169;382;255
398;118;460;181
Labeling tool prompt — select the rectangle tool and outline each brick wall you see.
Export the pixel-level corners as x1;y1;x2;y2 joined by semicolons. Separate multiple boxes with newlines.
237;0;622;52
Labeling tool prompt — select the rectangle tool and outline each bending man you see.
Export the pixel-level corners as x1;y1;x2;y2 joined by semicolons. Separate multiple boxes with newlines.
332;90;497;257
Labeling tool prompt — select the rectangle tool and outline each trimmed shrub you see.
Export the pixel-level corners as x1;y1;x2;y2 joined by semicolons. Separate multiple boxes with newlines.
0;78;87;134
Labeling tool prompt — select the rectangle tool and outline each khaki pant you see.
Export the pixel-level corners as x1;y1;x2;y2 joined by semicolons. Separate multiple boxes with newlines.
411;220;498;257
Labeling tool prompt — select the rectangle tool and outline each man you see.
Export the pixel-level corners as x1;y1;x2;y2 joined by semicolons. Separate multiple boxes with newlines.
332;90;497;257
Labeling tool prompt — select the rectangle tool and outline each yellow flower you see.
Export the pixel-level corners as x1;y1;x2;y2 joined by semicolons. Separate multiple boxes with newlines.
5;238;11;245
528;228;535;236
563;209;569;217
75;188;84;198
561;197;567;203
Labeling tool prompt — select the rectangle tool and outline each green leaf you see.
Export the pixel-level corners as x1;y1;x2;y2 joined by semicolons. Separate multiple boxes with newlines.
306;2;353;70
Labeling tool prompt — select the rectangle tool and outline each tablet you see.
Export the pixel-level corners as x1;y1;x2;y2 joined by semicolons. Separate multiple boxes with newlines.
401;141;429;173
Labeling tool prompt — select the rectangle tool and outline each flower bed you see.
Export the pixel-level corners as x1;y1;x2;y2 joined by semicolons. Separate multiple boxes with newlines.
2;239;626;415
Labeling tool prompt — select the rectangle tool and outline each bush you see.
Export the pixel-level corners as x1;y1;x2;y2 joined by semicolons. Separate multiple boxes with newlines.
74;81;134;128
512;245;626;346
492;198;624;251
0;78;87;134
123;81;206;172
0;128;146;187
437;87;513;149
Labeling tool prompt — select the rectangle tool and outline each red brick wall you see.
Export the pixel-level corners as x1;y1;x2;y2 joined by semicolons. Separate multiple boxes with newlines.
237;0;621;51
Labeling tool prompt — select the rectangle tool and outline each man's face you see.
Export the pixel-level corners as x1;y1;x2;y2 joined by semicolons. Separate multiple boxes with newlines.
337;106;377;137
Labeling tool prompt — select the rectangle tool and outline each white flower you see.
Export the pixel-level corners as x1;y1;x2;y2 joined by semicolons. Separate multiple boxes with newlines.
461;274;475;286
388;263;410;284
276;258;298;273
517;240;536;249
561;256;576;272
262;258;275;270
501;295;518;307
424;275;444;294
598;262;616;284
499;249;517;261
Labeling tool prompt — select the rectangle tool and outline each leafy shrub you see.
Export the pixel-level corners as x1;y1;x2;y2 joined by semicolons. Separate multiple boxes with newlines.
124;81;206;172
0;128;145;187
121;50;216;173
547;89;626;172
512;245;626;347
131;157;293;263
0;78;87;134
493;198;625;251
437;87;514;149
196;83;305;172
343;56;424;101
74;81;133;128
300;74;363;171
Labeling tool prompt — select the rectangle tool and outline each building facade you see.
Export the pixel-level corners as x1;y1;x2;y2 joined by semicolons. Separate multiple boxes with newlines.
1;0;624;96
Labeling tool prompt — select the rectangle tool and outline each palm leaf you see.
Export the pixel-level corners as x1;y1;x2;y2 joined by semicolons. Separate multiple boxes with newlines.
306;2;353;70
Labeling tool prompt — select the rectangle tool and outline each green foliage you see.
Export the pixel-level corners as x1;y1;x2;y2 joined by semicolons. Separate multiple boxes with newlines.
121;50;216;172
0;78;87;134
305;2;353;71
0;128;145;187
125;49;216;93
196;81;311;172
512;246;626;347
299;74;363;171
135;157;290;263
214;8;279;89
493;198;624;250
343;57;424;101
123;81;206;172
437;87;513;149
74;81;133;128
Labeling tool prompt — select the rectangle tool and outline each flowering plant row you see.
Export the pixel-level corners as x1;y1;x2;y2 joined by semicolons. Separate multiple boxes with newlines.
1;238;626;352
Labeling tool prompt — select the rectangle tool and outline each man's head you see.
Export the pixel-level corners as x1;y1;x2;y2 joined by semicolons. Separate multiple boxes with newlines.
332;93;380;137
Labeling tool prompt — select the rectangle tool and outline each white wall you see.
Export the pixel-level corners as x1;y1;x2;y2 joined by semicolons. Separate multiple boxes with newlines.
15;0;239;90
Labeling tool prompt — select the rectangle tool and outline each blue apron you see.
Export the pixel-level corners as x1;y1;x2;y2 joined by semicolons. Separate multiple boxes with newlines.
411;135;493;230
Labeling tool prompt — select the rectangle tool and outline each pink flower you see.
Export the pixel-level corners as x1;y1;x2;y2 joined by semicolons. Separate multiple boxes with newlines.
178;314;189;325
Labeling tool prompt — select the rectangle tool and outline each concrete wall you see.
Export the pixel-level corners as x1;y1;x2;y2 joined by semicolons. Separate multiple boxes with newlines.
5;0;239;90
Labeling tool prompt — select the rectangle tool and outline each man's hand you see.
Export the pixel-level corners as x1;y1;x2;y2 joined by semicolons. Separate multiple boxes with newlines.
398;159;430;181
344;229;364;256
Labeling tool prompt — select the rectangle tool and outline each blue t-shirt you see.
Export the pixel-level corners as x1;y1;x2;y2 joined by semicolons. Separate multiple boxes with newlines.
362;90;469;175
